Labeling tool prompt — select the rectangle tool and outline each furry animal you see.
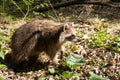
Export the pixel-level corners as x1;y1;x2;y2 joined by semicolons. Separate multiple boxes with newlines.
10;19;76;66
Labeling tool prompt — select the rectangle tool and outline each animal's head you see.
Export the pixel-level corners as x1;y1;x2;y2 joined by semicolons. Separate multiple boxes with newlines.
59;22;76;44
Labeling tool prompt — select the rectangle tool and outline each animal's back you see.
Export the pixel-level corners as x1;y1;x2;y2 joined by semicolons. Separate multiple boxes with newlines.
11;19;61;53
10;19;66;65
11;20;40;53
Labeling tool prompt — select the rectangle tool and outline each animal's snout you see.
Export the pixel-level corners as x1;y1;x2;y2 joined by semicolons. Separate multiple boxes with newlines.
65;34;76;41
70;35;81;42
70;34;76;39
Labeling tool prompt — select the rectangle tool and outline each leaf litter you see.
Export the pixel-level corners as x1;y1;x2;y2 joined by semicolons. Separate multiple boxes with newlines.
0;18;120;80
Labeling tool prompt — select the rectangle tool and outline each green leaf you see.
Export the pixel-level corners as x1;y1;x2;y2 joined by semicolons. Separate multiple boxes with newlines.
0;51;5;60
113;37;120;42
0;36;10;42
0;64;7;69
0;76;3;80
38;77;47;80
117;72;120;77
89;28;110;48
23;0;31;6
64;54;85;70
62;71;73;79
48;68;56;74
113;37;120;46
62;71;79;79
89;72;109;80
0;42;2;49
0;29;6;34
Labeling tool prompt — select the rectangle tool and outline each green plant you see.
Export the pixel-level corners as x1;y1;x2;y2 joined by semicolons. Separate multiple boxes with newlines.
0;51;5;60
89;72;109;80
64;54;85;70
0;64;7;69
0;28;10;69
111;36;120;53
47;54;85;79
0;76;3;80
117;72;120;78
3;15;17;24
113;37;120;46
0;29;10;59
62;71;80;79
87;27;120;53
0;39;5;60
88;28;110;48
48;67;56;74
38;77;47;80
0;36;10;42
0;0;50;20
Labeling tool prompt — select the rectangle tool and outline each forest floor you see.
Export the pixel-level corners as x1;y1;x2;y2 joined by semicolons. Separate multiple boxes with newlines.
0;8;120;80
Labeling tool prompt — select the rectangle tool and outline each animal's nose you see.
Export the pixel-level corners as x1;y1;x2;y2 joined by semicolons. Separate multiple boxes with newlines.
71;34;75;39
71;34;75;36
72;36;81;42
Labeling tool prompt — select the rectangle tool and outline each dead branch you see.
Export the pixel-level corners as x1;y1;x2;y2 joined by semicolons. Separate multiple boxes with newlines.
33;0;120;12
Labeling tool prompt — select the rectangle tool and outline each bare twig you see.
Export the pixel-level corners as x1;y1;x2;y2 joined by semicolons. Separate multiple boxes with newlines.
47;0;60;22
33;0;120;12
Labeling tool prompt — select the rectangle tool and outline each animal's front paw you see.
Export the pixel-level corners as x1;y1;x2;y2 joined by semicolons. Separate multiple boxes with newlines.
52;53;62;66
53;58;62;66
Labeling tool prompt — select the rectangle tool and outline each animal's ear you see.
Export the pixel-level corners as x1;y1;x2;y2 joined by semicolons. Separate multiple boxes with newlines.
71;22;75;27
63;23;69;31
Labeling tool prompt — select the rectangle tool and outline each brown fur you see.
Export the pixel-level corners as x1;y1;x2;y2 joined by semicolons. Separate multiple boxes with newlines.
10;19;75;65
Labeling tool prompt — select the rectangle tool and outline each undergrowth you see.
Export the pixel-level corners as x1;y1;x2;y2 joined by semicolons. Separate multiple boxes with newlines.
87;27;120;53
0;28;10;69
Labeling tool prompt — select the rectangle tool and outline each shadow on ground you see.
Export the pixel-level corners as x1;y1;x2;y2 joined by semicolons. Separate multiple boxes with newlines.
0;54;50;72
